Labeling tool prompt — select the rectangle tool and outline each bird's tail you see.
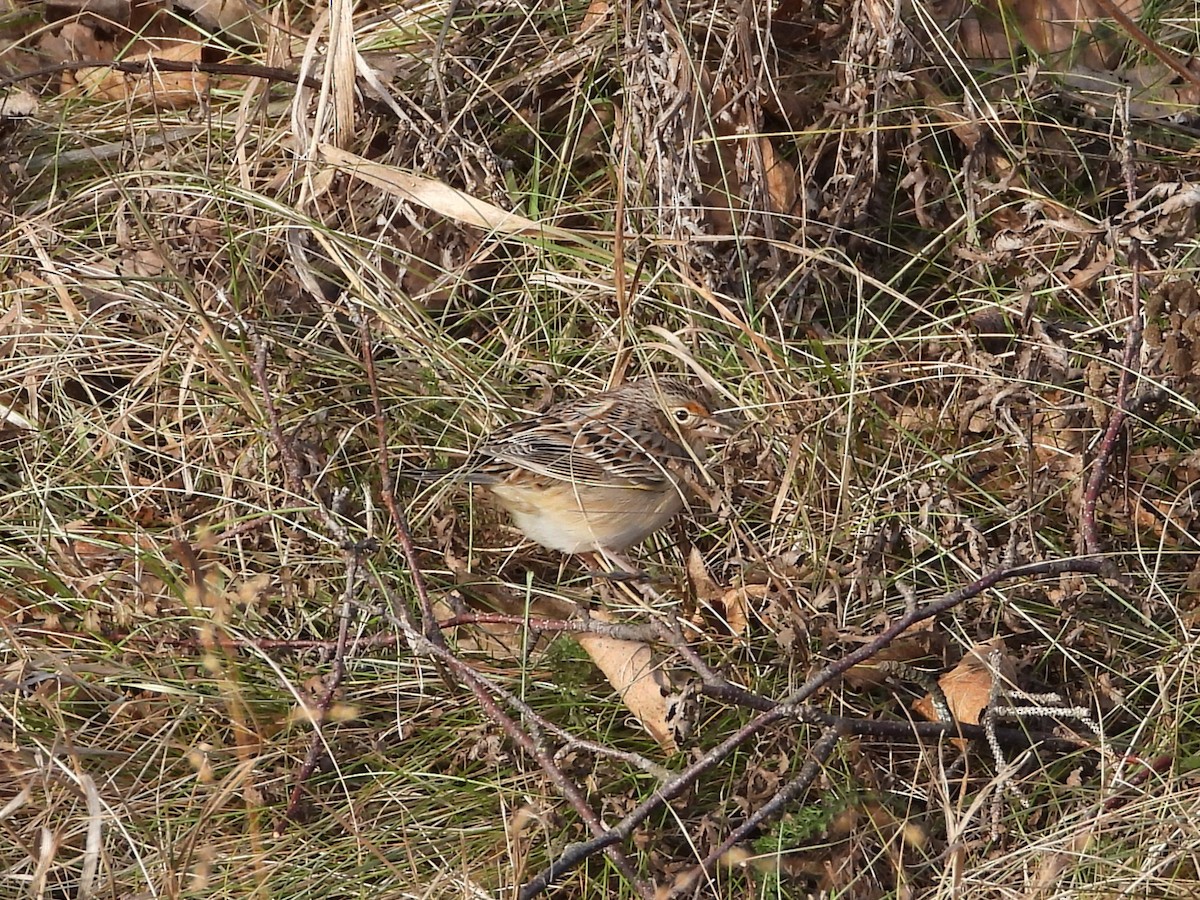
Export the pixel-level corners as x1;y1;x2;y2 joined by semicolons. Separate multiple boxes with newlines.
398;465;499;485
398;465;453;482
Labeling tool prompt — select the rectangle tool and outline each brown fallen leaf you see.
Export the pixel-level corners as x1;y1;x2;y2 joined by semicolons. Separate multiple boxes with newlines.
434;563;683;752
686;546;721;602
913;71;983;151
580;0;609;32
913;638;1016;747
1059;62;1200;119
950;0;1142;69
1026;824;1096;898
575;607;683;753
844;632;936;690
318;144;582;242
0;89;39;118
70;41;208;108
696;82;800;235
686;547;758;635
40;21;109;67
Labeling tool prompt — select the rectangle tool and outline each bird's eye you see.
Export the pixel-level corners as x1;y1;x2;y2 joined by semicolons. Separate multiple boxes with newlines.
673;407;695;424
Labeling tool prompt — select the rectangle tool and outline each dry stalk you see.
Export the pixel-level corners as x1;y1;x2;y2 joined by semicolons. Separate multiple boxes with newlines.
247;327;365;835
1081;96;1146;555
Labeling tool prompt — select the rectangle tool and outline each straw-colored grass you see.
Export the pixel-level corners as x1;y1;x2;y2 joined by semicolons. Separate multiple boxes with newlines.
3;0;1200;897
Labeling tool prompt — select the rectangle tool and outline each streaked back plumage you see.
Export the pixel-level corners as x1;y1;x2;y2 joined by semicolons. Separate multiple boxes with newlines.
465;378;715;489
409;377;726;553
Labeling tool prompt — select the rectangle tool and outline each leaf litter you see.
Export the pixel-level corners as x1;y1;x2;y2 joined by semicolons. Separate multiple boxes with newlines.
2;0;1200;896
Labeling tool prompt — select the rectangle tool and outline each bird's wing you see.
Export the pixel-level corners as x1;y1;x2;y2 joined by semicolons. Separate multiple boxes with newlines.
471;414;687;489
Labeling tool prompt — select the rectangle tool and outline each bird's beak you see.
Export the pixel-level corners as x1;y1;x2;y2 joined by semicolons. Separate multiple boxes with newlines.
700;412;739;440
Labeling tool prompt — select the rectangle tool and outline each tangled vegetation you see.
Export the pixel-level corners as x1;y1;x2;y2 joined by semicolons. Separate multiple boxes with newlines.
2;0;1200;896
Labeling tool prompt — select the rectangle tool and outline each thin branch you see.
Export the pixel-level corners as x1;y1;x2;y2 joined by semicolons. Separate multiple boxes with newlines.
366;569;654;898
782;557;1110;706
147;633;403;652
437;608;1096;752
669;725;844;898
519;555;1111;898
251;339;298;492
1081;95;1145;554
439;611;661;643
0;58;321;92
276;556;358;835
518;706;789;900
358;312;446;650
247;330;366;836
1090;0;1200;92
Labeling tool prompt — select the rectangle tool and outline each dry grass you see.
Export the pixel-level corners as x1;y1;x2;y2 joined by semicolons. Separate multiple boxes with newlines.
3;0;1200;897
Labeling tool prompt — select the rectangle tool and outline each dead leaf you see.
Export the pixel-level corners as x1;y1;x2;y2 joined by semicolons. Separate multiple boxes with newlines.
0;89;39;118
719;585;759;636
575;608;681;753
913;71;982;151
686;547;721;602
38;22;111;83
1059;61;1200;119
950;0;1142;69
913;638;1016;742
844;632;935;690
686;548;758;635
693;80;799;234
1064;244;1114;290
1026;825;1095;898
760;136;798;216
506;802;547;844
580;0;609;33
71;41;208;109
318;144;582;242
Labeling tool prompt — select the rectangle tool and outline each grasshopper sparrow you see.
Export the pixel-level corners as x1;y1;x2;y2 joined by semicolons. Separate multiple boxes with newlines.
419;378;730;556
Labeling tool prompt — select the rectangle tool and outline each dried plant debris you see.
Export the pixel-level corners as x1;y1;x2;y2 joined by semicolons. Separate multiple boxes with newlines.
939;0;1200;118
4;0;1200;896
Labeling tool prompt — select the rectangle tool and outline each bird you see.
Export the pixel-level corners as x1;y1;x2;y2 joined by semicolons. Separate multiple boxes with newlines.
411;378;731;561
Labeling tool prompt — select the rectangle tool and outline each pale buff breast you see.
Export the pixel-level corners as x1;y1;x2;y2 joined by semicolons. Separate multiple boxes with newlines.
486;479;687;553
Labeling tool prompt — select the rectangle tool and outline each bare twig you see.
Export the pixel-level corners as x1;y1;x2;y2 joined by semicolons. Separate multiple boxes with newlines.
249;336;305;496
669;725;844;898
353;315;650;892
438;607;1102;754
783;704;1094;754
1103;755;1174;811
367;569;654;898
357;313;446;649
518;706;790;900
246;331;366;836
0;57;322;92
439;611;661;643
783;557;1110;706
276;556;359;835
519;555;1111;898
1090;0;1200;92
145;633;403;652
1081;96;1145;554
